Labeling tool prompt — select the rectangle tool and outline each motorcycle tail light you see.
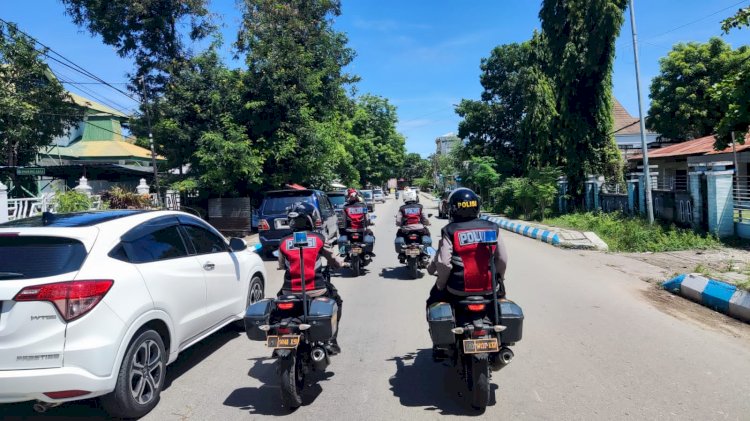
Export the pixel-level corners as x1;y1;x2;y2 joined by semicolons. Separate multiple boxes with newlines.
409;234;418;239
277;302;294;310
466;303;486;312
472;329;487;337
277;327;291;334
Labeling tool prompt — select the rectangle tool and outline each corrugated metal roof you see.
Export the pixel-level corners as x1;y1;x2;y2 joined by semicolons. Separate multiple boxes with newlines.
48;140;166;161
629;133;750;160
67;92;129;118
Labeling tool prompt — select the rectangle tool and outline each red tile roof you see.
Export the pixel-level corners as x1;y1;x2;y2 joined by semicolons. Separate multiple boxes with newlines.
628;133;750;161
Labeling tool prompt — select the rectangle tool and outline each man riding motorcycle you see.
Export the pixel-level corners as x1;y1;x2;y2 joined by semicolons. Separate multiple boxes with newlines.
340;188;375;254
426;187;508;309
394;189;432;260
277;202;344;354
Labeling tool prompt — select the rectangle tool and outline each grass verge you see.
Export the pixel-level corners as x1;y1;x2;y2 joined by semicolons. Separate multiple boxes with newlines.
544;212;721;253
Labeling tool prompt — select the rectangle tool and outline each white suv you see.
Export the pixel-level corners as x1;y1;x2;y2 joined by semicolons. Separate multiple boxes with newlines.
0;210;267;418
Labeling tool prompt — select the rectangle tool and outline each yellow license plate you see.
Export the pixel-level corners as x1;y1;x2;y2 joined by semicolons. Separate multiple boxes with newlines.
406;248;421;257
463;338;499;354
267;335;300;349
351;247;363;254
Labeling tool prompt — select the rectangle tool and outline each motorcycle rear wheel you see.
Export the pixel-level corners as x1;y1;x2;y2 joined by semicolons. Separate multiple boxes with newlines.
352;256;361;277
279;355;304;409
468;355;490;411
408;258;418;279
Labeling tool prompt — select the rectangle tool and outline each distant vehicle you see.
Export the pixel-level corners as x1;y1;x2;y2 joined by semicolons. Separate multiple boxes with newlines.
373;188;385;203
327;190;347;229
361;190;375;212
259;190;339;256
439;191;451;218
0;210;267;418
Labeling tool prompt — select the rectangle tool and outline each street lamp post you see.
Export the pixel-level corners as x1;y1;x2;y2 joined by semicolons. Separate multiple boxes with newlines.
629;0;654;224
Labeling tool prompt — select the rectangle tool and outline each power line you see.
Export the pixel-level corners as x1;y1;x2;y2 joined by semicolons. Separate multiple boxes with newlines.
0;18;141;104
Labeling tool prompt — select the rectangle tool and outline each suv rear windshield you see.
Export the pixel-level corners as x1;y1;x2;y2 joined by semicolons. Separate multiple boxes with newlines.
262;194;314;214
362;191;373;199
0;236;87;279
328;194;346;207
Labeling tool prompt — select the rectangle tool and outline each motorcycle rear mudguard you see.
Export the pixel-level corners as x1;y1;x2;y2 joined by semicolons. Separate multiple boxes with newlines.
273;349;294;359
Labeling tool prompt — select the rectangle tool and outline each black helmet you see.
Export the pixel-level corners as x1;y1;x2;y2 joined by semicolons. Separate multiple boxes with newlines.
287;201;317;232
448;188;481;221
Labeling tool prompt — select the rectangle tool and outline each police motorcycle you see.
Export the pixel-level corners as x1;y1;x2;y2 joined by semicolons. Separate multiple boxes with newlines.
398;226;434;279
426;230;524;411
339;214;376;277
244;231;339;409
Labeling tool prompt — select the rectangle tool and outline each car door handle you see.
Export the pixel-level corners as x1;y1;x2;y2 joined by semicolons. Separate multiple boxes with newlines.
203;262;215;271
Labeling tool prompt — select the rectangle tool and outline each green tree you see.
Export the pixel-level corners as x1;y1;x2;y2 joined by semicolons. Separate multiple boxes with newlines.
461;156;499;202
235;0;358;190
646;38;744;142
722;6;750;33
350;94;406;186
401;153;431;184
711;52;750;149
540;0;627;200
0;23;82;169
61;0;214;92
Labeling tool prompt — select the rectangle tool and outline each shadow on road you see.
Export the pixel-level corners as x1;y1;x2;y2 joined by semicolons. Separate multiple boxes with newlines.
224;357;333;415
387;349;496;416
163;325;242;389
380;266;426;280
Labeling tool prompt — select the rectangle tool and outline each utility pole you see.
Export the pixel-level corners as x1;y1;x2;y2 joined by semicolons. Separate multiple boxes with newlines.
629;0;654;224
140;76;161;207
731;131;739;175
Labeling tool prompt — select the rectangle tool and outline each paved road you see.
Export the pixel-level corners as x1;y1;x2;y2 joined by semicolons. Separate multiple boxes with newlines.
3;195;750;420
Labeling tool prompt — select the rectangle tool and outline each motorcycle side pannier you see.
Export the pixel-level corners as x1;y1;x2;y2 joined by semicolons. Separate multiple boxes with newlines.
244;299;274;341
427;302;455;346
498;300;524;345
307;297;338;342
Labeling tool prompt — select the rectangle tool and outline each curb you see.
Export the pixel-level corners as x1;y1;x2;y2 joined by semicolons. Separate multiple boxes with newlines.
663;273;750;323
481;215;561;246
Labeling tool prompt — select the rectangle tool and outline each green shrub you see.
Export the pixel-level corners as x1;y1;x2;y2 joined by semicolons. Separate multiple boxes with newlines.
545;212;721;252
53;190;92;213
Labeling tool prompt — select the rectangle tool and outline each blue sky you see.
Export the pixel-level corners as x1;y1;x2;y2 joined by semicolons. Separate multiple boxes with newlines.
2;0;749;157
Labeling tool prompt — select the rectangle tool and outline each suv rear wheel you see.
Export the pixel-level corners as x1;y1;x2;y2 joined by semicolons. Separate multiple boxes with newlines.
101;329;166;418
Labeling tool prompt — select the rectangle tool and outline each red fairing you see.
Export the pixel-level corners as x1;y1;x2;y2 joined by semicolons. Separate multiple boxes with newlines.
344;204;367;230
452;229;495;292
280;233;324;292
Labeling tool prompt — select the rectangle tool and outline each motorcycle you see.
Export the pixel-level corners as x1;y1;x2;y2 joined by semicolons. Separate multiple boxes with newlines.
339;215;376;277
244;247;339;409
399;231;433;279
426;236;524;411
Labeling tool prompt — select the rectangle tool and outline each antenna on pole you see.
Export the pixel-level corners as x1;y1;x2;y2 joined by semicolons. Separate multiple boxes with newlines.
629;0;654;224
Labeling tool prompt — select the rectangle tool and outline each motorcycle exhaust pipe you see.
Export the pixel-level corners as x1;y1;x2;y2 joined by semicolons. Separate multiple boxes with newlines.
311;346;330;371
490;347;514;372
363;253;372;262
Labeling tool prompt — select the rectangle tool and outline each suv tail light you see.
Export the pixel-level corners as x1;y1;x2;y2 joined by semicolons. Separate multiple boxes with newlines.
315;219;322;229
466;303;486;312
259;219;270;231
14;280;114;322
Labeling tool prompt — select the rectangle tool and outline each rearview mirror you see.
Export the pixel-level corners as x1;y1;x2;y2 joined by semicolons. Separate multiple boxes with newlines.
229;238;247;252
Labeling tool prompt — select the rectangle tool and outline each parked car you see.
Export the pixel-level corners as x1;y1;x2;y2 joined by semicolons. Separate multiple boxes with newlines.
258;189;339;256
361;189;375;212
438;191;451;218
327;190;347;229
0;210;267;418
373;188;385;203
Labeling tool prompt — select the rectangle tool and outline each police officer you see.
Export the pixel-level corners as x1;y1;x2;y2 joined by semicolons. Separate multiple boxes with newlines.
277;202;343;354
340;188;375;254
394;189;432;258
426;188;508;308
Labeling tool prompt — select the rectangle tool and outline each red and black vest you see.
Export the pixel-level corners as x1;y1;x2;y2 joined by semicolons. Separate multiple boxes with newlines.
399;203;424;226
344;202;368;230
442;219;499;294
279;231;327;292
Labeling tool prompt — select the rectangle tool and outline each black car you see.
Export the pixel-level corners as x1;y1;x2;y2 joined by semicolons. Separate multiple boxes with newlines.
258;189;340;256
327;191;347;229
